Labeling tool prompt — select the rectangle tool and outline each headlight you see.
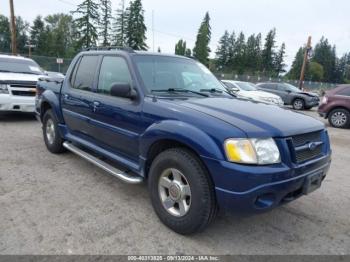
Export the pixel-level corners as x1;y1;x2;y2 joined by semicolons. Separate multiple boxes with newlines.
224;138;280;165
322;96;328;104
0;84;9;94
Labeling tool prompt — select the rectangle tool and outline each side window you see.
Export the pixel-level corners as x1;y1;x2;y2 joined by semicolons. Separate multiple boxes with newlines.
98;56;132;95
337;87;350;96
277;84;287;91
73;55;99;91
261;84;274;90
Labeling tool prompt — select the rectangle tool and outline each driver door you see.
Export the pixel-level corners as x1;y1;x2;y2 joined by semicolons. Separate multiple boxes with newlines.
87;55;143;162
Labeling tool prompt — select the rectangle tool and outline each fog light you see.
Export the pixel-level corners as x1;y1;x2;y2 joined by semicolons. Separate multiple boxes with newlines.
255;193;276;209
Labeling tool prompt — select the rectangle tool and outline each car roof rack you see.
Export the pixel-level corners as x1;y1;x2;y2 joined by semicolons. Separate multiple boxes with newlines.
82;46;135;53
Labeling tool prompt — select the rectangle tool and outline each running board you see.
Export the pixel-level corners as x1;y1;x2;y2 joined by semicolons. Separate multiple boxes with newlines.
63;142;143;184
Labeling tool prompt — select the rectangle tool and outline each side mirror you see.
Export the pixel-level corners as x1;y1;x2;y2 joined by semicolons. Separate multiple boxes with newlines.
110;83;137;99
231;87;239;92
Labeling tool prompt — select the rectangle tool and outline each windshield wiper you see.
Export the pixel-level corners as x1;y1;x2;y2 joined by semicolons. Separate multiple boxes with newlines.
200;88;224;93
16;71;42;75
151;88;209;97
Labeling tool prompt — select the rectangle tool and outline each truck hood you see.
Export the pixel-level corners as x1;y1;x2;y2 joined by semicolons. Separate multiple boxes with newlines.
0;72;44;82
179;97;324;138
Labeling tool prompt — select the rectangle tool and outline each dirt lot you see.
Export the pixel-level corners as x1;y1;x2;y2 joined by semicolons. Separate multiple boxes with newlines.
0;109;349;255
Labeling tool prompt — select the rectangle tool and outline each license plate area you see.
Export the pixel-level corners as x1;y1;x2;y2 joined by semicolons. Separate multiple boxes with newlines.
303;172;323;195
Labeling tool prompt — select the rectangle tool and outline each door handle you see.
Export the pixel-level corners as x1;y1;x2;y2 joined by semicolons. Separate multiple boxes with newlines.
63;94;69;100
92;101;100;112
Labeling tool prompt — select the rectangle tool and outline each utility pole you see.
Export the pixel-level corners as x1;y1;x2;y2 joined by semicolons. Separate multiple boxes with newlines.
9;0;17;55
299;36;312;90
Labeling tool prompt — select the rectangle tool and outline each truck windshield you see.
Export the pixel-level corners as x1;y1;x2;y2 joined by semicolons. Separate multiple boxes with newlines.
0;58;44;75
133;55;227;95
235;82;257;91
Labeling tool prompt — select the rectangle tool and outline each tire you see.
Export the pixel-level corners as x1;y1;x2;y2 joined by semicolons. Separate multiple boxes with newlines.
292;98;305;110
148;148;217;235
328;108;350;128
42;109;66;153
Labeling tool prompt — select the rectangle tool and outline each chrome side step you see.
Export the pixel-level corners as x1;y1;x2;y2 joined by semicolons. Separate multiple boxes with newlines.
63;142;143;184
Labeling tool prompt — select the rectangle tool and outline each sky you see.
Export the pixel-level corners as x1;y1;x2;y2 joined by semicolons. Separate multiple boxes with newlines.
1;0;350;68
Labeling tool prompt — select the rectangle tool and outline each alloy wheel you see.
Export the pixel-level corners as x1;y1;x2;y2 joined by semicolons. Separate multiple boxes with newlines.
158;168;191;217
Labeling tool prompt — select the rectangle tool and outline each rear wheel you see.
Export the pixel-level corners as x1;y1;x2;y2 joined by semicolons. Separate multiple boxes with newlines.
43;109;66;153
328;108;350;128
292;98;305;110
148;148;217;235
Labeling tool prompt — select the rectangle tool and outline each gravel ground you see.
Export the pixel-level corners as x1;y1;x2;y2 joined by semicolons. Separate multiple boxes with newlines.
0;109;349;255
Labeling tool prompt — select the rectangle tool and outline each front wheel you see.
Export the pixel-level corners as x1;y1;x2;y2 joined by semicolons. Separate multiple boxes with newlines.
328;108;350;128
148;148;217;235
43;109;66;153
292;98;305;110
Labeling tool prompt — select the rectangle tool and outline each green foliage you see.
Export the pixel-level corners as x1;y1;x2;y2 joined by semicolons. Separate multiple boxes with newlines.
273;42;286;76
73;0;100;48
215;30;230;68
125;0;148;50
175;39;187;56
185;48;192;57
193;12;211;66
312;37;336;82
99;0;112;46
308;62;324;81
288;47;305;80
0;15;11;53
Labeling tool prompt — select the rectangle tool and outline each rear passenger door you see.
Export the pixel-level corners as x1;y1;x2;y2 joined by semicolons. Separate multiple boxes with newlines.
61;55;100;141
88;55;142;162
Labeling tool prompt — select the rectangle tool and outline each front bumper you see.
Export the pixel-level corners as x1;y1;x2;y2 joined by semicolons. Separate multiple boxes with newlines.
203;153;331;214
305;99;319;108
0;94;35;113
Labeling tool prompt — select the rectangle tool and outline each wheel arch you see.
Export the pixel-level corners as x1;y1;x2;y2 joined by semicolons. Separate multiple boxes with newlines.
326;106;350;118
140;120;224;178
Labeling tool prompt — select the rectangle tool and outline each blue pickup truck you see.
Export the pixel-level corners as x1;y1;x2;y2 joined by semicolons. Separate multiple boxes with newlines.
35;48;331;234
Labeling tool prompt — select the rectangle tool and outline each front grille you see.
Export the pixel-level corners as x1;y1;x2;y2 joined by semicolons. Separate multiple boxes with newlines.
11;90;36;96
291;131;323;163
10;83;36;88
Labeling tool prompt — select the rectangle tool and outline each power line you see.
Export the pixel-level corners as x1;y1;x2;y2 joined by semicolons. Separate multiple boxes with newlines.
56;0;77;7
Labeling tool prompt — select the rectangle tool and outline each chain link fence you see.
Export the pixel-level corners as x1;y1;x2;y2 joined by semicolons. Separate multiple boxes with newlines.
215;73;338;93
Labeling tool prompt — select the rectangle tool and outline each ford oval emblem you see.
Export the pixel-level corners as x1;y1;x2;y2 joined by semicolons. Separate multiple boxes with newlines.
308;142;317;151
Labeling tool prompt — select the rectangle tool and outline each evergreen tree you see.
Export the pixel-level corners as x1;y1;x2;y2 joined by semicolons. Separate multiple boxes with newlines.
312;37;336;82
274;42;286;76
175;39;186;56
0;15;12;53
112;0;128;46
193;12;211;66
125;0;148;50
288;47;305;80
227;31;236;69
308;62;324;81
233;32;246;74
261;28;276;74
99;0;112;46
15;17;29;54
73;0;99;48
185;48;192;57
215;30;230;69
253;33;262;72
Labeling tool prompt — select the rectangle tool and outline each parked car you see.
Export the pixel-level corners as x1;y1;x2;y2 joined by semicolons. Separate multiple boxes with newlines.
256;82;320;110
36;48;331;234
0;54;46;113
222;80;284;106
318;85;350;128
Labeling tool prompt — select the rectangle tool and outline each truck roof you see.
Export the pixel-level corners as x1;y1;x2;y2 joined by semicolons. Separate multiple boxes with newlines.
0;54;35;62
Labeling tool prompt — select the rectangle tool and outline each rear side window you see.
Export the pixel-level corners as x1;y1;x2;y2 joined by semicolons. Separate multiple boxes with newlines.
259;83;275;90
73;55;99;91
337;87;350;96
97;56;132;95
